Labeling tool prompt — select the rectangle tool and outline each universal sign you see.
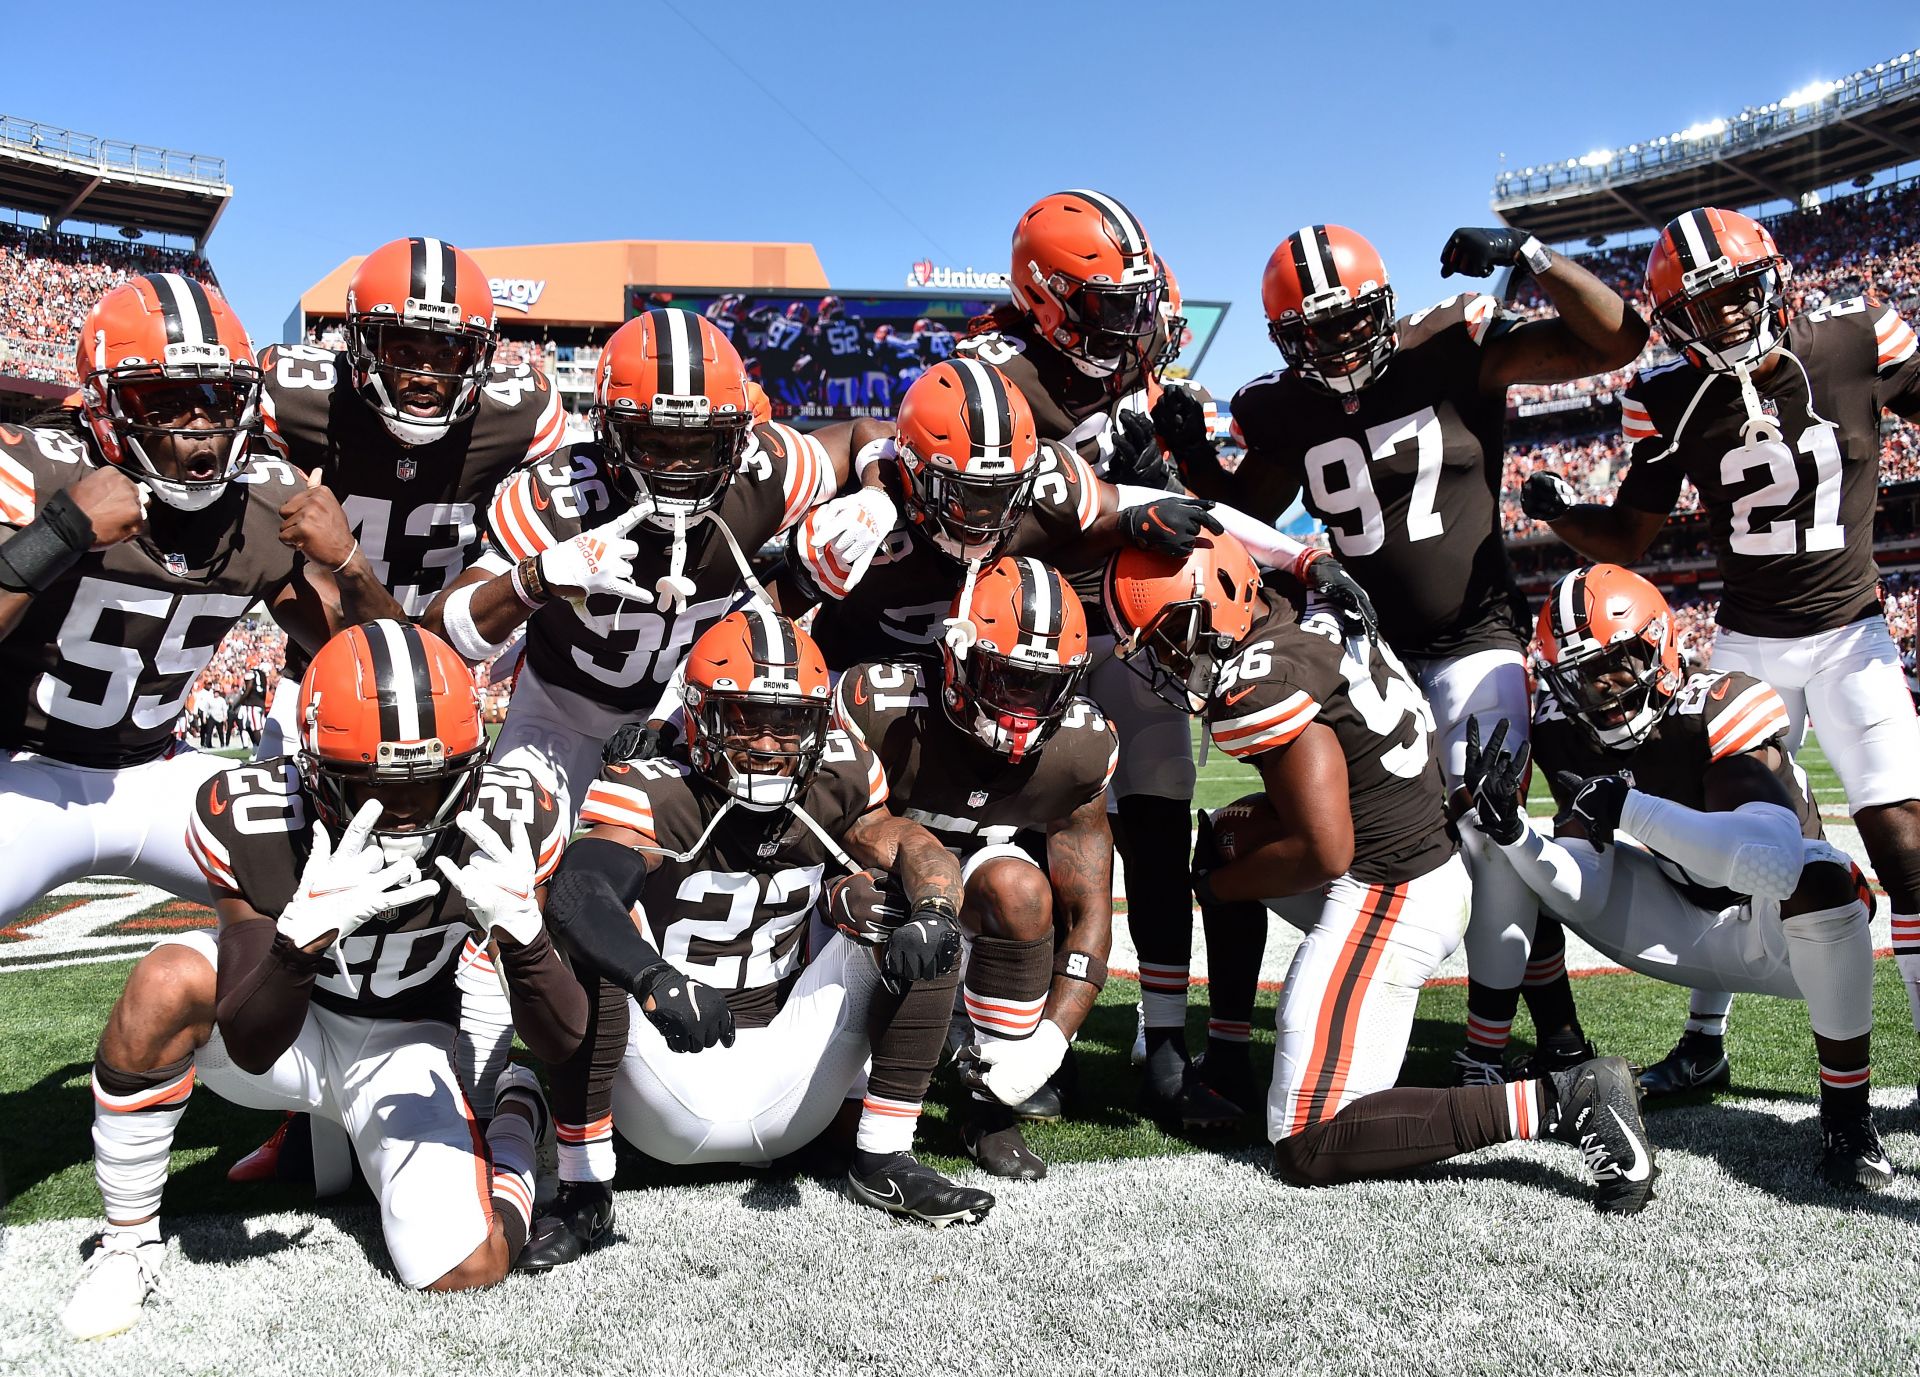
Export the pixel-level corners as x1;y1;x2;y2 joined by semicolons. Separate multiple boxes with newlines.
490;278;547;313
905;261;1010;291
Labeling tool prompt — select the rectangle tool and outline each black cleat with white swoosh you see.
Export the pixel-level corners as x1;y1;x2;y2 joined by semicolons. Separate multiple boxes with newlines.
1545;1055;1659;1215
844;1151;994;1227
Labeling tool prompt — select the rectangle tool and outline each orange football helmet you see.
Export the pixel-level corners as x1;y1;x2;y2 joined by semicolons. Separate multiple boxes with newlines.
594;307;754;519
894;359;1042;562
78;273;261;512
1102;532;1262;712
1149;257;1189;376
1011;190;1163;378
683;606;833;810
1536;564;1684;749
1261;225;1397;397
939;556;1090;763
1646;207;1791;372
297;620;488;859
345;236;498;444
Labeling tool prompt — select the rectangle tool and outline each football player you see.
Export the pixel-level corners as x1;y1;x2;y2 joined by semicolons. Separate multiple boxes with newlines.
958;194;1375;1121
834;557;1118;1178
1178;222;1648;1092
1461;565;1888;1189
812;295;867;411
0;274;386;923
58;622;581;1338
252;235;568;1128
426;307;882;825
521;608;984;1267
253;235;567;756
1523;207;1920;1096
1103;532;1658;1212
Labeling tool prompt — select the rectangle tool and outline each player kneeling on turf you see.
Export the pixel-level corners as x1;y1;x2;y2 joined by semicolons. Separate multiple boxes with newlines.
524;608;985;1270
59;621;583;1341
1102;533;1658;1212
1460;565;1889;1190
834;556;1119;1180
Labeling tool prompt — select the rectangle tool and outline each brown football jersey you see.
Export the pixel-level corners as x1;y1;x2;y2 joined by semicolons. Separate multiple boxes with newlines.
1530;669;1816;910
796;445;1100;670
260;345;568;680
1205;587;1453;884
486;426;831;710
0;428;304;766
575;729;889;1028
1615;298;1920;637
185;758;566;1021
833;660;1116;855
955;309;1154;465
1221;293;1528;659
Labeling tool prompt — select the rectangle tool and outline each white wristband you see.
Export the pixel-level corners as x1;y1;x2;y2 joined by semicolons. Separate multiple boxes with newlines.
442;582;512;664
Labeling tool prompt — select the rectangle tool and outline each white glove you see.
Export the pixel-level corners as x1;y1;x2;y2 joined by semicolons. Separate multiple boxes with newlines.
278;801;440;950
957;1019;1070;1108
434;810;543;948
538;505;655;607
801;488;896;593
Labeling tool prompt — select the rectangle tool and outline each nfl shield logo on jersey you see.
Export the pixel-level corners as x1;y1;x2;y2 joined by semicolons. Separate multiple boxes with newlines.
396;457;418;481
163;552;188;576
968;789;989;807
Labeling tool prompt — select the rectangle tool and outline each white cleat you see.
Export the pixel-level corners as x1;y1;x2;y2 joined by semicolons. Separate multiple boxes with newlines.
60;1230;165;1341
1130;1001;1147;1066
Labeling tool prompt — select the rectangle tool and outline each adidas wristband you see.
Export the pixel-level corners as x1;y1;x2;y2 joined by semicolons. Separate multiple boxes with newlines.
0;487;94;593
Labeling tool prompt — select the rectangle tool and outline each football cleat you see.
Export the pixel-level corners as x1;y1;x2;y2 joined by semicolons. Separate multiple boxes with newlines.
843;1152;995;1227
1139;1063;1242;1130
1194;1047;1260;1116
1130;1002;1147;1066
963;1099;1047;1180
1545;1055;1659;1214
1819;1105;1896;1192
226;1112;295;1184
60;1230;166;1341
226;1111;357;1196
1508;1034;1599;1082
1637;1034;1732;1099
517;1180;616;1273
1451;1046;1510;1088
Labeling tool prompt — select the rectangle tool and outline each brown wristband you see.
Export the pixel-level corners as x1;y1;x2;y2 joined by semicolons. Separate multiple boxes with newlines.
1053;948;1108;990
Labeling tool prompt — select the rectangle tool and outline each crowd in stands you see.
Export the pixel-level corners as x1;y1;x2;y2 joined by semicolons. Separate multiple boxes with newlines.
0;225;219;384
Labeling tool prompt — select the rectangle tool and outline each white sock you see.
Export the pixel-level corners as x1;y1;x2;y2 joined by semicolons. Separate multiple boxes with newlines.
855;1095;920;1156
91;1063;193;1225
1138;963;1190;1028
456;939;515;1119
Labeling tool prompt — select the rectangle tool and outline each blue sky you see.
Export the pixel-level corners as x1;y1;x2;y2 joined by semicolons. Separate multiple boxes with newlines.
8;2;1915;397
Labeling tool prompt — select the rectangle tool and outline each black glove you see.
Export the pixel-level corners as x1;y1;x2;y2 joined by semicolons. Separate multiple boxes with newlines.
1303;555;1381;649
1440;227;1524;278
1553;772;1632;850
1118;496;1224;556
1104;410;1174;488
881;898;962;992
602;720;670;768
825;867;909;945
634;963;736;1053
1151;388;1219;482
1463;717;1529;846
1190;807;1222;906
1520;470;1577;523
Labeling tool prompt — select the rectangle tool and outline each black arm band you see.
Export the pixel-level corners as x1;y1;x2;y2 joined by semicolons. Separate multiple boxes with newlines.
1053;948;1109;991
0;487;93;594
544;838;664;995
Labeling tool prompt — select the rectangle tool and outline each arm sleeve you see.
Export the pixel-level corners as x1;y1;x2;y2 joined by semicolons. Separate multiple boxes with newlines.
543;837;665;996
1614;452;1685;516
213;918;333;1075
492;927;588;1063
1618;792;1804;899
1466;820;1615;925
1175;495;1311;572
1874;303;1920;418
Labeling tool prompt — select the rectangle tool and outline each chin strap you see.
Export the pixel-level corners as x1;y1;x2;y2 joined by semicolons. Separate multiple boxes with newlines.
1732;360;1781;447
942;556;983;659
781;793;863;875
626;794;741;865
656;510;697;613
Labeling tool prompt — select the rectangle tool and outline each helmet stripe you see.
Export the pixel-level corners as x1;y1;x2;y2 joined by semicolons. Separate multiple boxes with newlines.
1554;567;1596;654
1066;188;1147;257
151;273;213;346
397;622;439;741
655;308;705;398
410;236;454;305
1018;557;1060;653
952;357;1008;460
1673;210;1718;272
361;622;402;742
1291;227;1335;296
